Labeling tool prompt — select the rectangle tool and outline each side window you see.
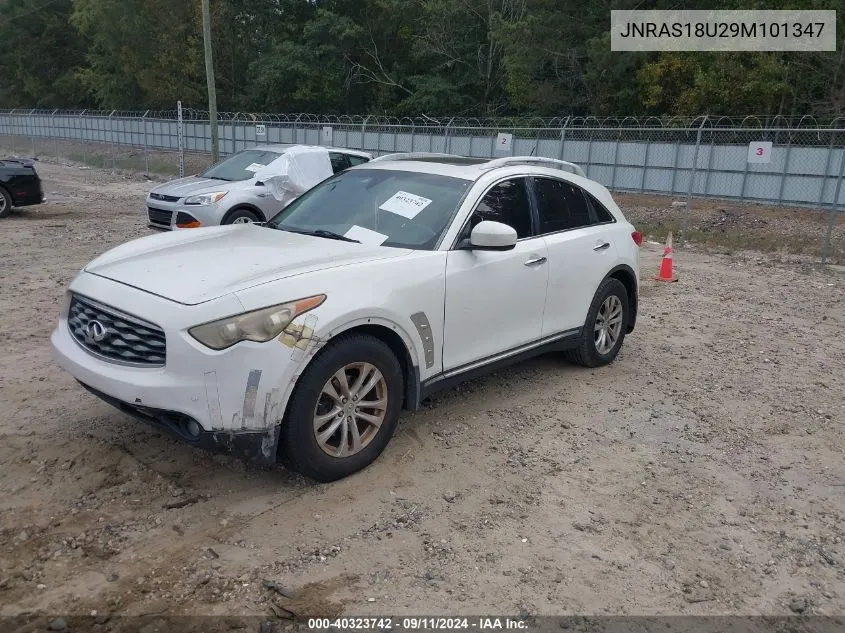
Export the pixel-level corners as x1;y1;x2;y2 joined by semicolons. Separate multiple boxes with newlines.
347;155;369;167
465;178;533;240
328;152;349;173
533;177;594;234
584;192;616;223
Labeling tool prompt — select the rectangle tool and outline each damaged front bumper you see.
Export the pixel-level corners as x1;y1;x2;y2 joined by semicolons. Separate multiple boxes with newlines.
50;273;312;462
78;381;278;463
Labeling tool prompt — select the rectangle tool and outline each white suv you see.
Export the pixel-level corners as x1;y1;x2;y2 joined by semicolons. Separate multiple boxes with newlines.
52;154;641;482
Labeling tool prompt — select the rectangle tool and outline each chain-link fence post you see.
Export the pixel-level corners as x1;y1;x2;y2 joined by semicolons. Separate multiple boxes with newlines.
78;110;87;165
107;110;116;171
640;136;651;193
177;101;185;177
361;116;369;153
680;116;708;243
8;109;16;155
557;116;570;161
141;110;149;174
822;146;845;264
29;108;36;156
738;132;751;201
776;129;793;207
52;109;59;160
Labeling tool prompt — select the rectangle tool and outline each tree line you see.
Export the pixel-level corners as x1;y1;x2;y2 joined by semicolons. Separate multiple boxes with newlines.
0;0;842;119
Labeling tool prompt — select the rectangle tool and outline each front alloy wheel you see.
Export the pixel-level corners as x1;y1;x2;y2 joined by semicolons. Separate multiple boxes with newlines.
313;362;389;458
279;334;403;482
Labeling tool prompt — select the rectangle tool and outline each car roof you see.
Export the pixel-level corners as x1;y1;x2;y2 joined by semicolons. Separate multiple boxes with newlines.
248;144;371;158
358;153;588;182
350;153;619;213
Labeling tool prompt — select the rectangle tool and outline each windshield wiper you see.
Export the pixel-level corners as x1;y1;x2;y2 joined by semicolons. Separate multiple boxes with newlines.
273;227;361;243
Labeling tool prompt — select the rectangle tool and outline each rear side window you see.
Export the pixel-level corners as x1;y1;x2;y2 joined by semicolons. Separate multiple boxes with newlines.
347;155;369;167
585;192;616;223
533;177;595;233
466;178;533;239
328;152;349;173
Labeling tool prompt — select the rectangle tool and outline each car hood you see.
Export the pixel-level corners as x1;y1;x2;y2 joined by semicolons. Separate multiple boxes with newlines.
149;175;243;198
83;225;411;305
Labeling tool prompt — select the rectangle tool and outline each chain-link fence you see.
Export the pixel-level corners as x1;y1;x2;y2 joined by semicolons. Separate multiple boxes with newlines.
1;109;843;261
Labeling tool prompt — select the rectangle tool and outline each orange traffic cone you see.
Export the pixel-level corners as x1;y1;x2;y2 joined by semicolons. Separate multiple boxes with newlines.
655;232;678;282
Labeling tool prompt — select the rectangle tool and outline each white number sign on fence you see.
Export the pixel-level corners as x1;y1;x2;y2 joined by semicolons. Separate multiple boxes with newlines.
496;132;513;152
747;141;773;164
322;126;334;144
255;124;266;137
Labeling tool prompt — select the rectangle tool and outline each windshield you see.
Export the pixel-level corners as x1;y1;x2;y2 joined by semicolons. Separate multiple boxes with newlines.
267;169;471;250
200;149;282;181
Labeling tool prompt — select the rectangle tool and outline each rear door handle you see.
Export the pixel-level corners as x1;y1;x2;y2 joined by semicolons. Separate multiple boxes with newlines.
524;256;547;266
593;242;611;252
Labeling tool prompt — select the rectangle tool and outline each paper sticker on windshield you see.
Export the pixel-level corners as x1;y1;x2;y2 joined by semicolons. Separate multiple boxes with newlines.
378;191;432;219
344;225;389;246
245;163;266;172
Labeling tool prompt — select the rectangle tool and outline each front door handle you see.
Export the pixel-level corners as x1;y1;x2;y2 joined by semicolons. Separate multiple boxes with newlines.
593;242;611;252
524;256;547;266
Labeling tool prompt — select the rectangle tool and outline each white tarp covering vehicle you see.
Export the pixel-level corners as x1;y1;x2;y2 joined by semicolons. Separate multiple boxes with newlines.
145;144;371;230
255;146;334;207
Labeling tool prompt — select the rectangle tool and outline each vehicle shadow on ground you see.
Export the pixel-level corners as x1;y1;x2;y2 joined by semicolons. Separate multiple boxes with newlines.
68;352;581;493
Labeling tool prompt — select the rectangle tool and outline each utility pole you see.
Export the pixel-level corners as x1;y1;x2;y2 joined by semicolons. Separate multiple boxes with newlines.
201;0;219;162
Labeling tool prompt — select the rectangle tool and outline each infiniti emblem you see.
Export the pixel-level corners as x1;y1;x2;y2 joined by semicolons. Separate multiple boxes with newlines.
84;320;109;343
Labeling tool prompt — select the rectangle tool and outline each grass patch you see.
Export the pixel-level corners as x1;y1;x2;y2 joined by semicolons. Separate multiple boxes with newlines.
636;219;840;260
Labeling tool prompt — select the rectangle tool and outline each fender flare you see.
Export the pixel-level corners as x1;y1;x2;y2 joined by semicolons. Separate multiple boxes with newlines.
223;203;267;223
602;264;638;332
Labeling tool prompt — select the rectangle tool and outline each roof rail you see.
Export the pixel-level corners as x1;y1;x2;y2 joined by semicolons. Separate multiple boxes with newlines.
370;152;463;162
483;156;586;178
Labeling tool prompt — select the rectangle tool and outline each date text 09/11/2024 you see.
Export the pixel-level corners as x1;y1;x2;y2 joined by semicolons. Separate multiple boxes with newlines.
307;618;529;630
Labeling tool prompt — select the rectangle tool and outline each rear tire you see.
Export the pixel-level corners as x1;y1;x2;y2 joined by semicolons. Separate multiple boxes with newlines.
565;278;629;368
0;187;12;218
278;334;403;482
222;208;260;225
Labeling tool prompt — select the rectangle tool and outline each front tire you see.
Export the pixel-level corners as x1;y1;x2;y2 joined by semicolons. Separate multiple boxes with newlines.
0;187;12;218
222;208;260;225
278;334;403;482
565;278;629;368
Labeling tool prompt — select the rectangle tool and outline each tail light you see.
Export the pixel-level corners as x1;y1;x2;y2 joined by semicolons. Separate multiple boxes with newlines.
631;230;643;246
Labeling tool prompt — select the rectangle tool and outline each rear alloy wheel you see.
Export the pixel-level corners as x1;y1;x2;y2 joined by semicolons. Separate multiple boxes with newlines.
278;334;403;482
565;278;629;368
0;187;12;218
223;208;260;225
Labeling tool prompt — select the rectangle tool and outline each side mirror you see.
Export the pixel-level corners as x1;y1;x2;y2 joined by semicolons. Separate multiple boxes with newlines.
461;220;518;251
255;181;264;186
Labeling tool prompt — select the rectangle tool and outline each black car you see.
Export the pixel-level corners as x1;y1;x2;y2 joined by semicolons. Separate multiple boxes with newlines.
0;158;45;218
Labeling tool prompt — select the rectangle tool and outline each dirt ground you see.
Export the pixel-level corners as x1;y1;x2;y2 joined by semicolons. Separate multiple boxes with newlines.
0;162;844;626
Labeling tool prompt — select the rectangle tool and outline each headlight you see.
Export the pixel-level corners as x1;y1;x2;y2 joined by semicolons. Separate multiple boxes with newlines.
188;295;326;350
184;191;228;205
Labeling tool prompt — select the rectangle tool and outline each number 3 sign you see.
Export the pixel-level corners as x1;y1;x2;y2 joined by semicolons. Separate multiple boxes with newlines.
747;141;773;164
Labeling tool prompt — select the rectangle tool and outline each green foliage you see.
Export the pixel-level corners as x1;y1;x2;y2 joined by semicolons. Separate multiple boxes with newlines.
0;0;841;117
0;0;88;107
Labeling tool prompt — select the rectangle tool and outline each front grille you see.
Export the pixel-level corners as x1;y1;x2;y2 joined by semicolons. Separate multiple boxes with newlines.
68;295;166;366
147;207;173;227
150;192;180;202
